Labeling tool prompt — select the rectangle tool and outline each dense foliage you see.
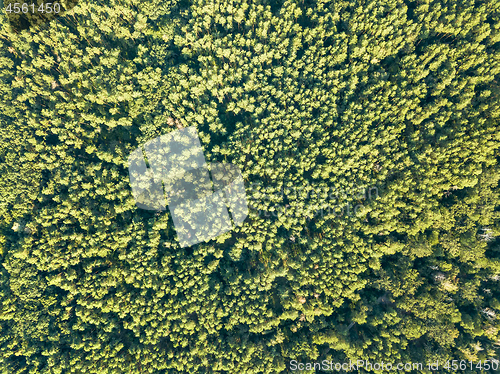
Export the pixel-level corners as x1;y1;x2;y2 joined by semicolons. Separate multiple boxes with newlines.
1;0;500;372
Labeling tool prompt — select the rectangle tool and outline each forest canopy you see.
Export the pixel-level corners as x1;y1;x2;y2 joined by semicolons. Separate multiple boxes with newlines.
0;0;500;372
